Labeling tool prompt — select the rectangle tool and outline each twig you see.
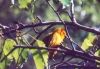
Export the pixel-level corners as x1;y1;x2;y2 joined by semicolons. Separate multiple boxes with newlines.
30;24;53;45
56;63;100;69
0;21;100;36
1;45;100;65
51;57;73;68
70;0;75;21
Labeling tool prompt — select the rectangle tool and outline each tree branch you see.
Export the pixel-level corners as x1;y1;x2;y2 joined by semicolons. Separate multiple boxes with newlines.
1;45;100;65
1;21;100;36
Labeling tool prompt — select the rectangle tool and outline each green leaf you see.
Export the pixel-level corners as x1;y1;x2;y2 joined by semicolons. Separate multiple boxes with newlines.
36;40;45;47
94;50;100;56
31;40;48;69
3;39;16;55
32;49;45;69
36;40;48;68
18;0;32;8
0;60;5;69
3;39;19;62
21;49;29;60
59;0;70;7
81;33;96;51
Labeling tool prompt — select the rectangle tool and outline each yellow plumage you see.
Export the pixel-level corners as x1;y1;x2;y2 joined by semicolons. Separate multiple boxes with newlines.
43;28;66;59
49;28;66;46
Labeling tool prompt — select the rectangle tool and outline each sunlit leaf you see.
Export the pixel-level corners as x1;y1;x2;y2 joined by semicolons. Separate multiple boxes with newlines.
0;60;5;69
94;49;100;64
32;49;45;69
21;49;29;60
18;0;32;8
36;40;48;68
3;39;16;55
31;40;48;69
94;50;100;56
36;40;45;47
3;39;19;62
81;33;96;51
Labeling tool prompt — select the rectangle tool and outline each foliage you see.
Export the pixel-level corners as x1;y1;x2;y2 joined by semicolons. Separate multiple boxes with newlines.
81;33;96;51
18;0;32;9
3;39;18;61
32;40;48;69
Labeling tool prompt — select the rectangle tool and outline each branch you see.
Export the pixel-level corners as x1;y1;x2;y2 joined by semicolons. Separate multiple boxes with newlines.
70;0;75;21
30;24;53;45
52;60;99;69
1;45;100;65
1;21;100;36
55;64;100;69
12;46;100;65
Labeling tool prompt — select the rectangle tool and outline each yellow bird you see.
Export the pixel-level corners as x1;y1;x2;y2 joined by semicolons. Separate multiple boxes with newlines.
43;28;66;59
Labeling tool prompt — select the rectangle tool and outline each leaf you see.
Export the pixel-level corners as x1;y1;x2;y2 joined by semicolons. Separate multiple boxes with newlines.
21;49;29;60
36;40;45;47
0;60;5;69
81;33;96;51
32;49;45;69
18;0;32;8
36;40;48;68
31;40;48;69
59;0;70;7
3;39;19;62
3;39;16;55
94;50;100;56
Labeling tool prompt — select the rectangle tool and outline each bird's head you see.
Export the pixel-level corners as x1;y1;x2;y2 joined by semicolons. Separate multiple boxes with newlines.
53;28;67;38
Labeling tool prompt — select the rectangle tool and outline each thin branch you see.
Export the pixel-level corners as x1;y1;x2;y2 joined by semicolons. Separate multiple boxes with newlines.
70;0;75;21
56;63;100;69
30;24;53;45
13;46;100;65
51;57;74;68
1;21;100;37
1;45;100;65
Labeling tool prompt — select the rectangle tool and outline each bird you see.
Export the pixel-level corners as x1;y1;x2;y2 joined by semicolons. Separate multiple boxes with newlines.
43;27;66;59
